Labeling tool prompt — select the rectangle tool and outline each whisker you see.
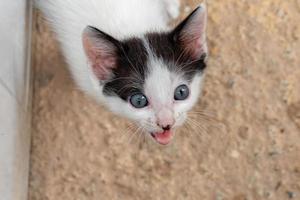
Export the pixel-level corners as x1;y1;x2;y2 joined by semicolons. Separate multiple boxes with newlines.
119;124;137;142
188;113;219;124
189;109;219;120
189;109;217;116
188;111;227;135
185;119;206;140
136;126;145;146
182;121;195;138
186;118;209;136
126;126;142;145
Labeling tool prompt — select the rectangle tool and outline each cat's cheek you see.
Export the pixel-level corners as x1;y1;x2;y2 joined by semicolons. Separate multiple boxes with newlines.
125;102;154;121
172;98;196;126
172;112;185;128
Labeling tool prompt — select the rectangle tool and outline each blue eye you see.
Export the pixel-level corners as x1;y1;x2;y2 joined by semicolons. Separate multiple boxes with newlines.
174;84;189;100
130;93;148;108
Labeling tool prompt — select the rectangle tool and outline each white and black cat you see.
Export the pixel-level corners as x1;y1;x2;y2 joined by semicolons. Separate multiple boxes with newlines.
36;0;208;145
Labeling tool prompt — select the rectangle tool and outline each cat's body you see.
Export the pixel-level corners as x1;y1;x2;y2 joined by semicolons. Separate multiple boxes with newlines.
36;0;208;145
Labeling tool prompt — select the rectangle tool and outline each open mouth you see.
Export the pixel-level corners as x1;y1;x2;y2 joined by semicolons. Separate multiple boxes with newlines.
151;130;173;145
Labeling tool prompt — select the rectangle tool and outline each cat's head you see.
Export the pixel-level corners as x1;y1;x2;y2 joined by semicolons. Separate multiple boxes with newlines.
82;5;207;145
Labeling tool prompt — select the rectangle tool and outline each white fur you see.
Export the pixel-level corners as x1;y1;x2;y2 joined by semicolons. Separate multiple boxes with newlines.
36;0;207;136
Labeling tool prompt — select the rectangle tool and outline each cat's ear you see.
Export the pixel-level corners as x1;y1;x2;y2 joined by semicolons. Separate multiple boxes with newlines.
82;26;120;81
172;4;208;60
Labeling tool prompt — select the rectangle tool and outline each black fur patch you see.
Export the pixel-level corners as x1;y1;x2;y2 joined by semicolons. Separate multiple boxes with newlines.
103;37;148;100
146;32;206;82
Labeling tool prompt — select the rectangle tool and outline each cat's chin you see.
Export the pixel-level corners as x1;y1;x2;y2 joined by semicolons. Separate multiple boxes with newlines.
150;130;173;145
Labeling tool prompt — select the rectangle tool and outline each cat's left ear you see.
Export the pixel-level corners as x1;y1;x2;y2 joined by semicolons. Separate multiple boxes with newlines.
172;3;208;60
82;26;120;81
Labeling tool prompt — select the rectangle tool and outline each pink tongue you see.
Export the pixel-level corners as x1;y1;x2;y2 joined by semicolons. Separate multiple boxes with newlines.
152;130;173;145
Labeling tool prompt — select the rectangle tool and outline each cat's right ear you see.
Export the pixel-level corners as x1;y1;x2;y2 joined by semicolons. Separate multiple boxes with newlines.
82;26;120;81
171;3;208;60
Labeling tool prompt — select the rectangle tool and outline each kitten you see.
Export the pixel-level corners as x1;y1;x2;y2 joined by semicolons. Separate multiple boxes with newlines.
36;0;208;145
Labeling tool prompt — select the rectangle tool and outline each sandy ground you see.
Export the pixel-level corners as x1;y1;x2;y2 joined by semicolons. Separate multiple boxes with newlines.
29;0;300;199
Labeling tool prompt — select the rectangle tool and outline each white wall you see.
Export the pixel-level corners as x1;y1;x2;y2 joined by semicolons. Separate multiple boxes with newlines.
0;1;32;200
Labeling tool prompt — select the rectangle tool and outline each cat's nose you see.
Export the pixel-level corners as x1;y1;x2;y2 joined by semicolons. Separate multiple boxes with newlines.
162;125;171;131
156;109;174;130
157;120;174;130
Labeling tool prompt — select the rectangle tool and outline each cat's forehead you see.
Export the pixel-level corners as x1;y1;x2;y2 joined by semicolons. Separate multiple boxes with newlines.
144;57;186;105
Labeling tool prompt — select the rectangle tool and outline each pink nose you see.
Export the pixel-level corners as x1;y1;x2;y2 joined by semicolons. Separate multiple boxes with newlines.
156;118;175;130
156;109;175;130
